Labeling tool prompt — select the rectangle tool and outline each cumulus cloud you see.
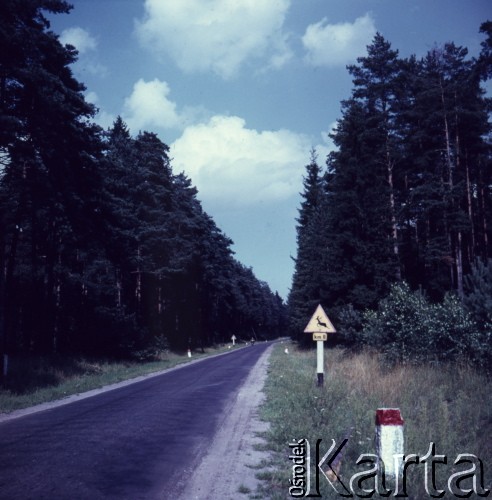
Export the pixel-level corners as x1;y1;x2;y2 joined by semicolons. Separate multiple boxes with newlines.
84;91;99;105
122;79;182;132
60;27;97;54
82;91;115;130
135;0;292;79
59;27;108;77
171;115;331;207
321;121;339;151
302;13;376;67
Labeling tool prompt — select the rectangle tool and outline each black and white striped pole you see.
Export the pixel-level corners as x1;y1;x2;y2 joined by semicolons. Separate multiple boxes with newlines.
304;304;336;387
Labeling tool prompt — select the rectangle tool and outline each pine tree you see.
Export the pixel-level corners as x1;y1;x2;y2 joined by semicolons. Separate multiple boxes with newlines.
323;98;397;311
478;21;492;80
311;35;405;314
288;150;327;344
347;33;404;281
0;3;287;362
400;42;491;299
0;0;104;358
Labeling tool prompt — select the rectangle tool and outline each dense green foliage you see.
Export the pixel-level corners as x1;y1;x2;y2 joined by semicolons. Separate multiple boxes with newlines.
362;282;488;367
288;151;327;346
289;26;492;356
0;0;286;363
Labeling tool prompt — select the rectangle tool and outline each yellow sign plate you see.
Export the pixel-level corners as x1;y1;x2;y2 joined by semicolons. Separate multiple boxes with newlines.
304;304;336;333
313;332;327;341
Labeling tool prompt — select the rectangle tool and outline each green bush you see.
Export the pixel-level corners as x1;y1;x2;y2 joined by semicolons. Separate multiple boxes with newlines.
362;282;486;366
335;304;364;347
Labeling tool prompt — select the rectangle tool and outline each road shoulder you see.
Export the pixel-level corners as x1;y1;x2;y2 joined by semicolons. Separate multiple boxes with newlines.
176;344;274;500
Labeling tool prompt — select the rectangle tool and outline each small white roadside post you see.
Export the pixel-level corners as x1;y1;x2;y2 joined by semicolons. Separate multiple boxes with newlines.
375;408;404;487
231;334;236;346
303;304;336;387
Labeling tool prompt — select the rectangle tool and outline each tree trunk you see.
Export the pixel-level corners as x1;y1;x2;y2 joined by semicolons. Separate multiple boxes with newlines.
386;148;401;280
116;268;122;308
135;246;141;303
456;231;464;299
478;159;489;258
465;153;475;259
4;224;21;363
440;76;464;295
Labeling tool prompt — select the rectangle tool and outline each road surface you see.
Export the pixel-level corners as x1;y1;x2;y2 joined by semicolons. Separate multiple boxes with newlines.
0;342;273;499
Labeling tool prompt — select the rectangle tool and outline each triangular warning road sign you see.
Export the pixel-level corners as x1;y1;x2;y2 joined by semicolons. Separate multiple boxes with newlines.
304;304;336;333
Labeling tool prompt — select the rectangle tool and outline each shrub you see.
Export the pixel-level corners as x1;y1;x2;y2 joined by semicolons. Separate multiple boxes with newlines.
362;282;485;365
335;304;364;347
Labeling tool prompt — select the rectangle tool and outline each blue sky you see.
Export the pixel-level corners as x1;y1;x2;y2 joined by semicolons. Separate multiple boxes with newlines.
48;0;491;299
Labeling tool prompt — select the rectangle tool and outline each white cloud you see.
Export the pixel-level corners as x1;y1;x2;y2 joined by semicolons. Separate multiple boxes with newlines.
122;78;184;132
84;91;99;105
83;61;109;78
96;110;117;131
171;115;331;207
135;0;292;79
60;27;108;78
321;121;339;152
302;13;376;67
60;27;97;54
83;91;116;130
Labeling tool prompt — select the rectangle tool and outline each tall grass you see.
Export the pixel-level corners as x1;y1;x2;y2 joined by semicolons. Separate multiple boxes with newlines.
258;343;491;499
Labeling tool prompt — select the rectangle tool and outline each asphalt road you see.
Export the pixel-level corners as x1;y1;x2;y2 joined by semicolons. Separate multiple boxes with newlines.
0;342;273;499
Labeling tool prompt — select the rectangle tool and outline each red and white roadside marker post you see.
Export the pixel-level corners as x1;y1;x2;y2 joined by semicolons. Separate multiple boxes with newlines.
304;304;336;387
375;408;404;486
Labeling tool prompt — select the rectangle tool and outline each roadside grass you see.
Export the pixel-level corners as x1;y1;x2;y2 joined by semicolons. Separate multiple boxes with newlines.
0;344;241;413
257;342;492;499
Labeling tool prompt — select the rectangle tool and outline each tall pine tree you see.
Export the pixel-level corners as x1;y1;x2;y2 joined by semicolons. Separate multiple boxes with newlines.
0;0;104;357
321;34;402;312
288;150;327;344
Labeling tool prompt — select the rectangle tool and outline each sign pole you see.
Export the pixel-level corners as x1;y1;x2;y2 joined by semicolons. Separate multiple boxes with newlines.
316;340;324;386
304;304;336;388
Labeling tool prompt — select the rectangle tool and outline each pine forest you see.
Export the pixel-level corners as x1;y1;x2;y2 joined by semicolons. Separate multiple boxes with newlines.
1;2;492;370
0;1;286;363
289;25;492;367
